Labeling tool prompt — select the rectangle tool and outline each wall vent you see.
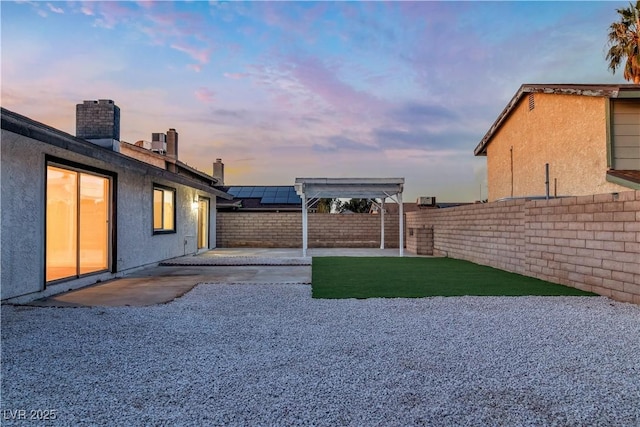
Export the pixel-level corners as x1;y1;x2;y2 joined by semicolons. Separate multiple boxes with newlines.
528;93;535;111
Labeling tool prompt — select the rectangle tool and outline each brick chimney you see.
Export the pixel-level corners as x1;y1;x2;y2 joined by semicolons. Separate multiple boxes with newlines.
76;99;120;151
213;158;224;185
166;128;178;159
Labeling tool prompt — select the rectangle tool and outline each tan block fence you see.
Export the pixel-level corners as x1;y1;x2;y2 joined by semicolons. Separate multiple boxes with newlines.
406;190;640;304
217;212;400;248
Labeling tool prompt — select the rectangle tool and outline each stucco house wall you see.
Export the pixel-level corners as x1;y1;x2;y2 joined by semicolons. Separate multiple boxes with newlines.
487;93;629;201
1;120;220;301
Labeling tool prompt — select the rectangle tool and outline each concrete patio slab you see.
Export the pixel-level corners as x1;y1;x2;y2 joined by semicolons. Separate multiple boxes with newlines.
27;264;310;308
31;275;200;307
23;248;426;308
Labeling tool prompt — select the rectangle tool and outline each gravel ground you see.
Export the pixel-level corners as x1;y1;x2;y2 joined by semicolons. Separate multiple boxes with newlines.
2;284;640;426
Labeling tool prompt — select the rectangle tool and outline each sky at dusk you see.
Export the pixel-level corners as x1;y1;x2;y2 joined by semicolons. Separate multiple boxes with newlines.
1;1;631;201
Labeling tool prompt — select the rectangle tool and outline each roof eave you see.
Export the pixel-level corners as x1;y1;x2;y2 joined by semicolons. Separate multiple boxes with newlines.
606;170;640;190
474;84;528;156
1;108;232;200
473;84;640;157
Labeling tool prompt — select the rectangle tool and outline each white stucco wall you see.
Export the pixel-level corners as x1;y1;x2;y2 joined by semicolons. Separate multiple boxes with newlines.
1;129;219;300
1;130;46;299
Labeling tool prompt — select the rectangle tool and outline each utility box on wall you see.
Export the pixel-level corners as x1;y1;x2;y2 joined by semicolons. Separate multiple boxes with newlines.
417;197;436;207
407;226;433;255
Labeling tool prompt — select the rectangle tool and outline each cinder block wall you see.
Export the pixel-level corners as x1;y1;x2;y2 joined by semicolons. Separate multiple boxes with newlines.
217;212;400;248
407;201;526;274
525;192;640;302
406;222;434;255
216;212;301;247
406;191;640;304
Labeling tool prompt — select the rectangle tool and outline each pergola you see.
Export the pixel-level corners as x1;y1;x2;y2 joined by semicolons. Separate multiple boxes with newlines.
294;178;405;257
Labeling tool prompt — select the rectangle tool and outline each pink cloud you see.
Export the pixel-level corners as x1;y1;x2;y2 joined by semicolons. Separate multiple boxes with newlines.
47;3;64;14
61;1;216;72
224;72;247;80
286;55;387;116
136;1;155;9
139;7;209;45
170;42;212;64
195;87;215;103
148;12;179;28
92;2;134;29
258;2;328;43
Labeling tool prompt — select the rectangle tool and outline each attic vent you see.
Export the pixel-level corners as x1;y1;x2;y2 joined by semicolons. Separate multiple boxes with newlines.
528;93;535;111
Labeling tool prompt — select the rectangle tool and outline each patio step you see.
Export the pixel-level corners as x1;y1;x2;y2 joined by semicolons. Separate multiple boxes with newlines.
160;256;312;267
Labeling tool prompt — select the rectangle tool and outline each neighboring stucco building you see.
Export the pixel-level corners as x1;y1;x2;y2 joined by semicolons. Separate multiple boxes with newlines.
475;84;640;201
1;102;231;301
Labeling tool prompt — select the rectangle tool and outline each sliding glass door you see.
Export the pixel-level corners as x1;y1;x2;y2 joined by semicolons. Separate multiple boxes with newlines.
46;165;111;282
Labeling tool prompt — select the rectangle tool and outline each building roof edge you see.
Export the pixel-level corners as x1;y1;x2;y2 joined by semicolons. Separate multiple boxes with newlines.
473;83;640;156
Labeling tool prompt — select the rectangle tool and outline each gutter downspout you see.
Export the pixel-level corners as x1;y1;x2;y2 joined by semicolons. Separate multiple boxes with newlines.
545;163;550;200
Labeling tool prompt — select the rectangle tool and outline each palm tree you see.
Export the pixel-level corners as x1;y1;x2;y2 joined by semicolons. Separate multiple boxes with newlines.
606;1;640;84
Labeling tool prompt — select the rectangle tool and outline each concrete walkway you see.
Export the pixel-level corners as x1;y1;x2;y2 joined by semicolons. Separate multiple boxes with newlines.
28;248;410;308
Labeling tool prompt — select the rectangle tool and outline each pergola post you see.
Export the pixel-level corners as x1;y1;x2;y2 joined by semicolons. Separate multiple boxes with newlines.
302;193;308;257
398;192;404;257
380;199;385;249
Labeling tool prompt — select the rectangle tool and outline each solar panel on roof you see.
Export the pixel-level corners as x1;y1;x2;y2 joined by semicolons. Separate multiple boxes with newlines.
250;188;266;197
228;186;302;204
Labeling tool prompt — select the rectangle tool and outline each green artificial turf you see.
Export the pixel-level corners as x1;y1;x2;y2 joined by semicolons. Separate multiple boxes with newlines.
312;257;597;299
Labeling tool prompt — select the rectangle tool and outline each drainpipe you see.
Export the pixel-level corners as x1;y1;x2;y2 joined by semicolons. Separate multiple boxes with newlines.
545;163;550;200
